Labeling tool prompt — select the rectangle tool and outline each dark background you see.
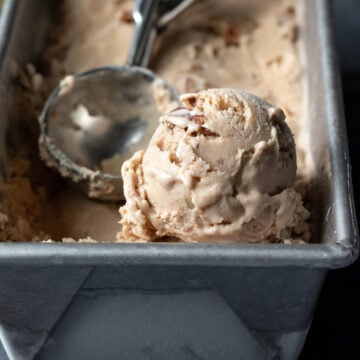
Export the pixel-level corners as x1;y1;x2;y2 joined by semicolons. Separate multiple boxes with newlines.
1;1;360;359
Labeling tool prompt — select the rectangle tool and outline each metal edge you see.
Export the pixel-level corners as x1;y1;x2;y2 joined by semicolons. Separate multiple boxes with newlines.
0;0;357;269
0;242;354;268
0;0;19;72
315;0;359;264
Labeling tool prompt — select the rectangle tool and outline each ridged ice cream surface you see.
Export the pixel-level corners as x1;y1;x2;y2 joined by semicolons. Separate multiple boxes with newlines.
119;89;309;243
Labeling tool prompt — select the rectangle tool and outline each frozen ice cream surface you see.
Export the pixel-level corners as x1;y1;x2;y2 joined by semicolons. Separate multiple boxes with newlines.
120;89;309;243
0;0;311;243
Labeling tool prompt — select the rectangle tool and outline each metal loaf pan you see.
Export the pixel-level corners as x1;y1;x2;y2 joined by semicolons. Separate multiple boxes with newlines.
0;0;358;359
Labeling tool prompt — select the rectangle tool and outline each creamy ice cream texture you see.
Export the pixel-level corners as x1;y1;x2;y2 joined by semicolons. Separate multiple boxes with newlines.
0;0;312;243
120;88;309;243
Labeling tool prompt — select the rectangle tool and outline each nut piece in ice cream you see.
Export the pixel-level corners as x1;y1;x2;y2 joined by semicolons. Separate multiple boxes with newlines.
119;88;309;243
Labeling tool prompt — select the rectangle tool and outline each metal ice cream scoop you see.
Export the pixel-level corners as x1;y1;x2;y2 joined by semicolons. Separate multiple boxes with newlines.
39;0;195;201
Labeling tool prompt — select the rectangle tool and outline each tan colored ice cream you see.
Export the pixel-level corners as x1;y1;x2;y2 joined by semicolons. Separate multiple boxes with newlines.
120;88;309;243
0;0;311;243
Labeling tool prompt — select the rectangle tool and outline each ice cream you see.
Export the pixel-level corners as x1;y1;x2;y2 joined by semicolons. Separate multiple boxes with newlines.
0;0;311;243
120;89;309;243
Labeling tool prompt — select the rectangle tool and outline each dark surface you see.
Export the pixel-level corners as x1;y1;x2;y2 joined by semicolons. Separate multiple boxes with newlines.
300;1;360;359
300;75;360;360
1;0;360;359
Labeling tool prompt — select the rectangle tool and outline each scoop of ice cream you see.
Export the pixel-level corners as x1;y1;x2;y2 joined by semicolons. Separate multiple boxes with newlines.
119;88;309;243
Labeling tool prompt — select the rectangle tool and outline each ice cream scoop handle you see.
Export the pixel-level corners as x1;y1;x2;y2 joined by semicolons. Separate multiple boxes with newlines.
127;0;159;67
